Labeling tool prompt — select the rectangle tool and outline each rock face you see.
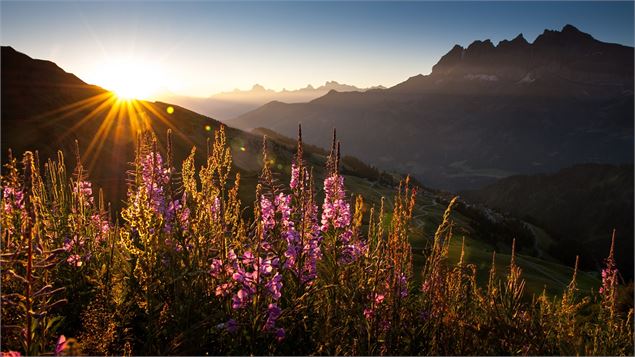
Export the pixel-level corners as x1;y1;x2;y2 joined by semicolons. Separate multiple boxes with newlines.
229;25;634;190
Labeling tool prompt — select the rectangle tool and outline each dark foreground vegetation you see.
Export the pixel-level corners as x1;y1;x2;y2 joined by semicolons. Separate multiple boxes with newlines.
1;127;633;355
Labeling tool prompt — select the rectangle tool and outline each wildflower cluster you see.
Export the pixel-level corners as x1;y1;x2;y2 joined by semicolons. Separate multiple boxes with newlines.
1;126;633;356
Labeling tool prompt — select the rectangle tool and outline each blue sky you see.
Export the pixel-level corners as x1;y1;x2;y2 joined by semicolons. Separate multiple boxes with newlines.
2;1;633;97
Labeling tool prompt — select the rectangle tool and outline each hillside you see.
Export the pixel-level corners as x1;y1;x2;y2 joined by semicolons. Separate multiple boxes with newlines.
1;48;242;203
462;163;634;280
229;25;634;191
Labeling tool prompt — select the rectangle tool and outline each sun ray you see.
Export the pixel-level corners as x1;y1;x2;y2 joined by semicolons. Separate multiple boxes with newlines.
56;93;119;144
84;98;120;158
68;94;118;133
130;100;151;134
137;101;196;148
30;91;112;122
85;98;122;173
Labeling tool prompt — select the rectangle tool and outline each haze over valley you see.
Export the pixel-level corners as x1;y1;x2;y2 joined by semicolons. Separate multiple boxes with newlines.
156;81;385;120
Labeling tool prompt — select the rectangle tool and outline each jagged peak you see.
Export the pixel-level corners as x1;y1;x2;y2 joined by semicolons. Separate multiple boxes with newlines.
497;33;530;49
450;44;465;52
467;39;495;51
562;24;582;34
534;23;595;45
511;33;529;45
431;25;616;76
431;45;464;72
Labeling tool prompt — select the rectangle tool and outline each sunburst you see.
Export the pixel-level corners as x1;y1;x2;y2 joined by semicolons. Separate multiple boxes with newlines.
89;58;165;100
36;89;195;177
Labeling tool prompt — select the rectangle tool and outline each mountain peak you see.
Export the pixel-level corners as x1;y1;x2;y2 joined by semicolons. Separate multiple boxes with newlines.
252;84;266;91
534;24;595;46
464;39;496;59
561;24;582;34
496;33;530;51
510;33;528;45
2;46;19;55
431;44;465;74
431;24;627;79
449;44;465;52
467;39;494;50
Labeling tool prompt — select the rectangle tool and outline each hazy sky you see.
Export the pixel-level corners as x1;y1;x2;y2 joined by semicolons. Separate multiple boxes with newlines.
2;1;633;98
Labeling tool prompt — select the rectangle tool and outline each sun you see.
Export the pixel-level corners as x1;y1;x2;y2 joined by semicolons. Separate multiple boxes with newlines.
89;58;164;100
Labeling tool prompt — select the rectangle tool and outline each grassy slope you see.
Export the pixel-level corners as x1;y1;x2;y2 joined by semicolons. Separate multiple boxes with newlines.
340;174;600;296
462;164;633;281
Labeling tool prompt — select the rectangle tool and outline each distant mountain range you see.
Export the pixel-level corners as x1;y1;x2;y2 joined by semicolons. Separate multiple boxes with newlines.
228;24;634;190
462;163;634;280
156;81;385;120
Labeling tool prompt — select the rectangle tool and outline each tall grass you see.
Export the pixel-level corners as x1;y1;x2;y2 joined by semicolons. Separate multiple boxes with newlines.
1;126;632;355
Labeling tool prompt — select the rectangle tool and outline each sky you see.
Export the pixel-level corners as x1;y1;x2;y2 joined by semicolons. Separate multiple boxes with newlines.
1;1;633;98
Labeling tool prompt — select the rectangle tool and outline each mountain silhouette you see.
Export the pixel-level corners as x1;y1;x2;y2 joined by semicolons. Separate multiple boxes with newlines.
157;80;385;120
1;46;106;120
229;25;634;190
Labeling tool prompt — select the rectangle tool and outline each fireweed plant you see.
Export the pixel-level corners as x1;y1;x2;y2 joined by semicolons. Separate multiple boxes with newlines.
1;126;633;356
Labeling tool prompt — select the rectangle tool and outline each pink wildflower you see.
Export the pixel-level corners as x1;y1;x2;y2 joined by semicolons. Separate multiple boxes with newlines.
55;335;67;355
321;174;351;232
264;303;282;331
260;196;276;233
67;254;82;268
210;259;223;278
210;196;221;220
363;308;374;320
231;288;250;309
290;162;300;190
1;352;21;357
215;282;233;297
74;180;94;206
2;186;24;214
265;272;283;300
